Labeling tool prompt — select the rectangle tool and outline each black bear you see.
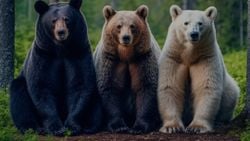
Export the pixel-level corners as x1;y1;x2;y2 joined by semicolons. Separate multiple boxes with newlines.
94;5;161;134
10;0;102;136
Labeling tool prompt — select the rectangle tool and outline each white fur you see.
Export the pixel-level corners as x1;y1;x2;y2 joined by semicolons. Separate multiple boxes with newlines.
158;5;240;134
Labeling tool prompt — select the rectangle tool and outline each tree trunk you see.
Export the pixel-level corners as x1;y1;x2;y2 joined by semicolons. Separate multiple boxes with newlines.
182;0;196;10
246;0;250;119
28;0;32;20
111;0;117;8
0;0;14;89
240;0;244;47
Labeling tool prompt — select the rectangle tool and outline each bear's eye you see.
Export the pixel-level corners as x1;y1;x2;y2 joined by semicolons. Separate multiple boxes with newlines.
130;24;136;29
52;18;57;24
184;22;189;26
117;25;122;29
64;17;69;23
198;22;203;26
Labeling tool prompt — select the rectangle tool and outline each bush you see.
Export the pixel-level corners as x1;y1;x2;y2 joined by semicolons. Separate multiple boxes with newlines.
223;50;246;116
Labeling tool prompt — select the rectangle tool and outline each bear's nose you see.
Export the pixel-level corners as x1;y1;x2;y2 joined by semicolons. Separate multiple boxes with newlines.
190;32;199;39
122;35;131;43
57;30;66;36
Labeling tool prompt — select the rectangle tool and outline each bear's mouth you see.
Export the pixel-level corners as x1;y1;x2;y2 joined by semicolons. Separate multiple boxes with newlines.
55;30;69;42
120;42;131;46
190;38;199;42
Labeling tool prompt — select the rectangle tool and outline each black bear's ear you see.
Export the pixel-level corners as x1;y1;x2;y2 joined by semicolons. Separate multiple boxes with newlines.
103;5;116;21
69;0;82;9
136;5;148;20
35;0;49;15
170;5;182;21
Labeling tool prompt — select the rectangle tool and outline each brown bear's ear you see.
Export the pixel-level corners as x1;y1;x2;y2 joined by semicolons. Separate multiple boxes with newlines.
69;0;82;10
205;6;217;20
103;5;116;21
170;5;182;21
35;0;49;15
136;5;148;20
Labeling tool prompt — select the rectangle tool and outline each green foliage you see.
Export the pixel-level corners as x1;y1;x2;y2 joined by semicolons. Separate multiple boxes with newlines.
0;90;39;141
0;90;20;141
7;0;249;140
241;129;250;141
14;20;35;76
224;50;246;116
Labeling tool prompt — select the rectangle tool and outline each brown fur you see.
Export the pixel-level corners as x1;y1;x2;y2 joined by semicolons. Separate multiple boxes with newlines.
94;5;161;133
53;18;69;41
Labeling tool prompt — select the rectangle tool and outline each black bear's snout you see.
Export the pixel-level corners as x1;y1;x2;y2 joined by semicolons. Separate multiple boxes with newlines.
57;30;66;36
54;19;69;42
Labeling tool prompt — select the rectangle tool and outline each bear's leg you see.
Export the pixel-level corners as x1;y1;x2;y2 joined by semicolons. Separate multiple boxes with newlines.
102;91;129;133
158;58;187;133
215;74;240;124
10;76;42;134
127;55;159;134
187;59;224;133
63;55;100;136
82;94;103;134
130;90;160;134
97;58;129;133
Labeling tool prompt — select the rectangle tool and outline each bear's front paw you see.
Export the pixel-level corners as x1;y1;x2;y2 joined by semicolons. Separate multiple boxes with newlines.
107;117;129;133
65;119;82;136
129;119;152;134
186;123;213;134
44;120;65;136
159;121;184;134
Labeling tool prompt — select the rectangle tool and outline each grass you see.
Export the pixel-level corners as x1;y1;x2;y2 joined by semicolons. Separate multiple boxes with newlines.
0;49;248;140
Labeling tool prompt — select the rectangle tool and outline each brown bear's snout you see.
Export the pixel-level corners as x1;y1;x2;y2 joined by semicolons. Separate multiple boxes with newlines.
118;26;133;46
122;35;131;45
54;19;69;41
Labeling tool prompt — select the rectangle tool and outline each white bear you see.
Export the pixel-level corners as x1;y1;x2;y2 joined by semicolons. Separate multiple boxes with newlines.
158;5;240;134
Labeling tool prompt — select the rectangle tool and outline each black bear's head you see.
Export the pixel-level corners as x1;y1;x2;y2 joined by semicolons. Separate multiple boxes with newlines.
34;0;84;45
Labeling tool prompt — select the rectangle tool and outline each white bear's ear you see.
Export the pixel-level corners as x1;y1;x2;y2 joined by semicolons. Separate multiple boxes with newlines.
35;0;49;15
69;0;82;10
103;5;116;21
205;6;217;20
170;5;182;21
136;5;148;20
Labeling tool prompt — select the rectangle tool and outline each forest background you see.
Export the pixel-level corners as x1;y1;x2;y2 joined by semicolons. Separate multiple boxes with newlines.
0;0;249;140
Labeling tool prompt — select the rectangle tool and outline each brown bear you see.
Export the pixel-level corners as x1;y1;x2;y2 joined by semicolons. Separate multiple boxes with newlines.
94;5;161;134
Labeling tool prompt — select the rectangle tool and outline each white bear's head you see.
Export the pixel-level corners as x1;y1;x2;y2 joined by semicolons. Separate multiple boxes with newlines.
170;5;217;44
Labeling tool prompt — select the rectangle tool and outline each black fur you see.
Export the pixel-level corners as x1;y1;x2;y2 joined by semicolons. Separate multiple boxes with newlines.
10;0;102;136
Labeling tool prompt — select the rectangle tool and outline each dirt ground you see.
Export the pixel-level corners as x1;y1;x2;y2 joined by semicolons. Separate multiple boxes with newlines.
40;132;240;141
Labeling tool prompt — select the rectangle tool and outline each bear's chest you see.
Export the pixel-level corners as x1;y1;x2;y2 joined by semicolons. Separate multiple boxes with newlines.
179;45;200;66
113;62;141;92
117;45;134;62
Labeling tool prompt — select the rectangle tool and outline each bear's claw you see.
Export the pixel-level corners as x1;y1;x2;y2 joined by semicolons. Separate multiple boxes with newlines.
185;124;212;134
159;126;184;134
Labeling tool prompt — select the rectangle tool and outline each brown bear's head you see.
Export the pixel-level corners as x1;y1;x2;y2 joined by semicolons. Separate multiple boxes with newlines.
103;5;149;47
